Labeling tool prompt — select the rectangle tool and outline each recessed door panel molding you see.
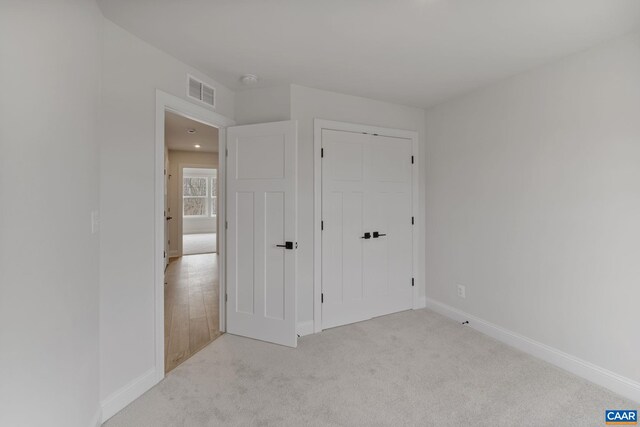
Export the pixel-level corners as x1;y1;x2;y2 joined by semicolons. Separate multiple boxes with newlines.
235;191;255;315
236;134;285;180
227;121;297;347
320;124;417;331
264;191;286;320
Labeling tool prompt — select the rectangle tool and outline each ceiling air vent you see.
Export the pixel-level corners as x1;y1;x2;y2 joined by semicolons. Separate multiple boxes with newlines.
187;75;215;108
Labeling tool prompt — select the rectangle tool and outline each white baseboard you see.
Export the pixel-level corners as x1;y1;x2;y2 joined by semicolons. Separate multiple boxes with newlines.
414;295;426;309
101;368;159;423
297;320;314;337
425;298;640;404
90;407;102;427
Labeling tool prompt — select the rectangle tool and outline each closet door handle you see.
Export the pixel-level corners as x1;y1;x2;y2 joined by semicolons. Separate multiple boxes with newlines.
361;232;371;239
372;232;386;238
276;241;294;250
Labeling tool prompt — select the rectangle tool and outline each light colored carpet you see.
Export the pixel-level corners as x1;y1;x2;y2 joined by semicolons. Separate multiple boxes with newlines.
104;309;634;427
183;233;216;255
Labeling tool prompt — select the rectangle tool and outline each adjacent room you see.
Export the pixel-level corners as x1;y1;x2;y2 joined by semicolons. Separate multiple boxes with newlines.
2;1;639;427
163;111;222;373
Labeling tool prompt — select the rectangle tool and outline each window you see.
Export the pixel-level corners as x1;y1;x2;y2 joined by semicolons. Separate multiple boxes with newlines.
210;172;217;216
183;169;217;217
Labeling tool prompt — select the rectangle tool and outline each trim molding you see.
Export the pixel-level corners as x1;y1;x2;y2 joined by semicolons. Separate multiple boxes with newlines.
425;298;640;404
101;368;158;422
90;407;102;427
297;320;314;337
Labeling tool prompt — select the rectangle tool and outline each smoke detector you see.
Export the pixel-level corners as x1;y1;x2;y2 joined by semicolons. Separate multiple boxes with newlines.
240;74;258;85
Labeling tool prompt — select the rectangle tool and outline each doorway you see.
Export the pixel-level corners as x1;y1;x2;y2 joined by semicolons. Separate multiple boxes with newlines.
181;167;218;256
155;91;300;384
163;110;222;373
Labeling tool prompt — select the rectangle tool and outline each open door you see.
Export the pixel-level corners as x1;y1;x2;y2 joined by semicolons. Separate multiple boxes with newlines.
226;121;297;347
164;156;170;270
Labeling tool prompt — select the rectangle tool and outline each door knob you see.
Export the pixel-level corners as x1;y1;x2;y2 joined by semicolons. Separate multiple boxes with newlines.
276;241;294;250
361;232;371;239
166;216;173;220
372;231;386;238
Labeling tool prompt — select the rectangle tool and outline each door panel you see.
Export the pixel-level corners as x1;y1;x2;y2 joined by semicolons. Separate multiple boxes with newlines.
322;130;413;330
264;191;285;320
236;135;285;179
227;121;297;347
321;130;369;329
235;192;255;315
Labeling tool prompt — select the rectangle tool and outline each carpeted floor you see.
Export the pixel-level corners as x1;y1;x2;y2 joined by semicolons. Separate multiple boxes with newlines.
104;309;634;427
183;233;216;255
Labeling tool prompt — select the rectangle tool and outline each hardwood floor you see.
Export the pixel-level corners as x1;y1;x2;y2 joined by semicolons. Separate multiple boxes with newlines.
164;253;222;373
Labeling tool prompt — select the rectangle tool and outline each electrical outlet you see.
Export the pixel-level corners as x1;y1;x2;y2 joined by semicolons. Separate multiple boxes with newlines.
457;284;466;299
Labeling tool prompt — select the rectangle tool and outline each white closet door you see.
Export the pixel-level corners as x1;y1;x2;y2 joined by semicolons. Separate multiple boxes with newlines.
322;130;413;330
321;130;369;329
227;121;297;347
365;135;413;317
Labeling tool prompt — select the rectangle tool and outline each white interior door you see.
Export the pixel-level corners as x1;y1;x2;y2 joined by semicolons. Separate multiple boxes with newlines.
164;157;170;270
226;121;297;347
322;129;413;330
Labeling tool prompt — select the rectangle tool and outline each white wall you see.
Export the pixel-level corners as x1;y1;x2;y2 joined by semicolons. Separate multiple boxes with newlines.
235;86;291;125
289;85;427;327
167;151;218;255
99;18;234;416
425;33;640;385
183;218;216;234
0;1;102;426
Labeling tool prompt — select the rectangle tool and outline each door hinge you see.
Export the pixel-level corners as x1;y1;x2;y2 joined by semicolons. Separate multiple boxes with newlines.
225;221;228;230
225;293;228;302
164;250;166;258
412;278;415;287
411;155;414;164
321;148;324;158
321;220;324;231
168;239;170;245
225;147;228;157
321;293;324;303
411;216;414;225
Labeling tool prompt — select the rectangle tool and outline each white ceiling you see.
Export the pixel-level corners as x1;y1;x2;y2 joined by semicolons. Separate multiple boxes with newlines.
165;111;218;152
99;0;640;108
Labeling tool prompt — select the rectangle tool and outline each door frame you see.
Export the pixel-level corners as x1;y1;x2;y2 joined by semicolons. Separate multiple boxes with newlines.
154;90;234;382
313;119;421;333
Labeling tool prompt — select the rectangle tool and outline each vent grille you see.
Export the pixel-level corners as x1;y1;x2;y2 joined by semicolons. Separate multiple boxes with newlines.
188;78;202;99
187;75;215;107
202;85;215;106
